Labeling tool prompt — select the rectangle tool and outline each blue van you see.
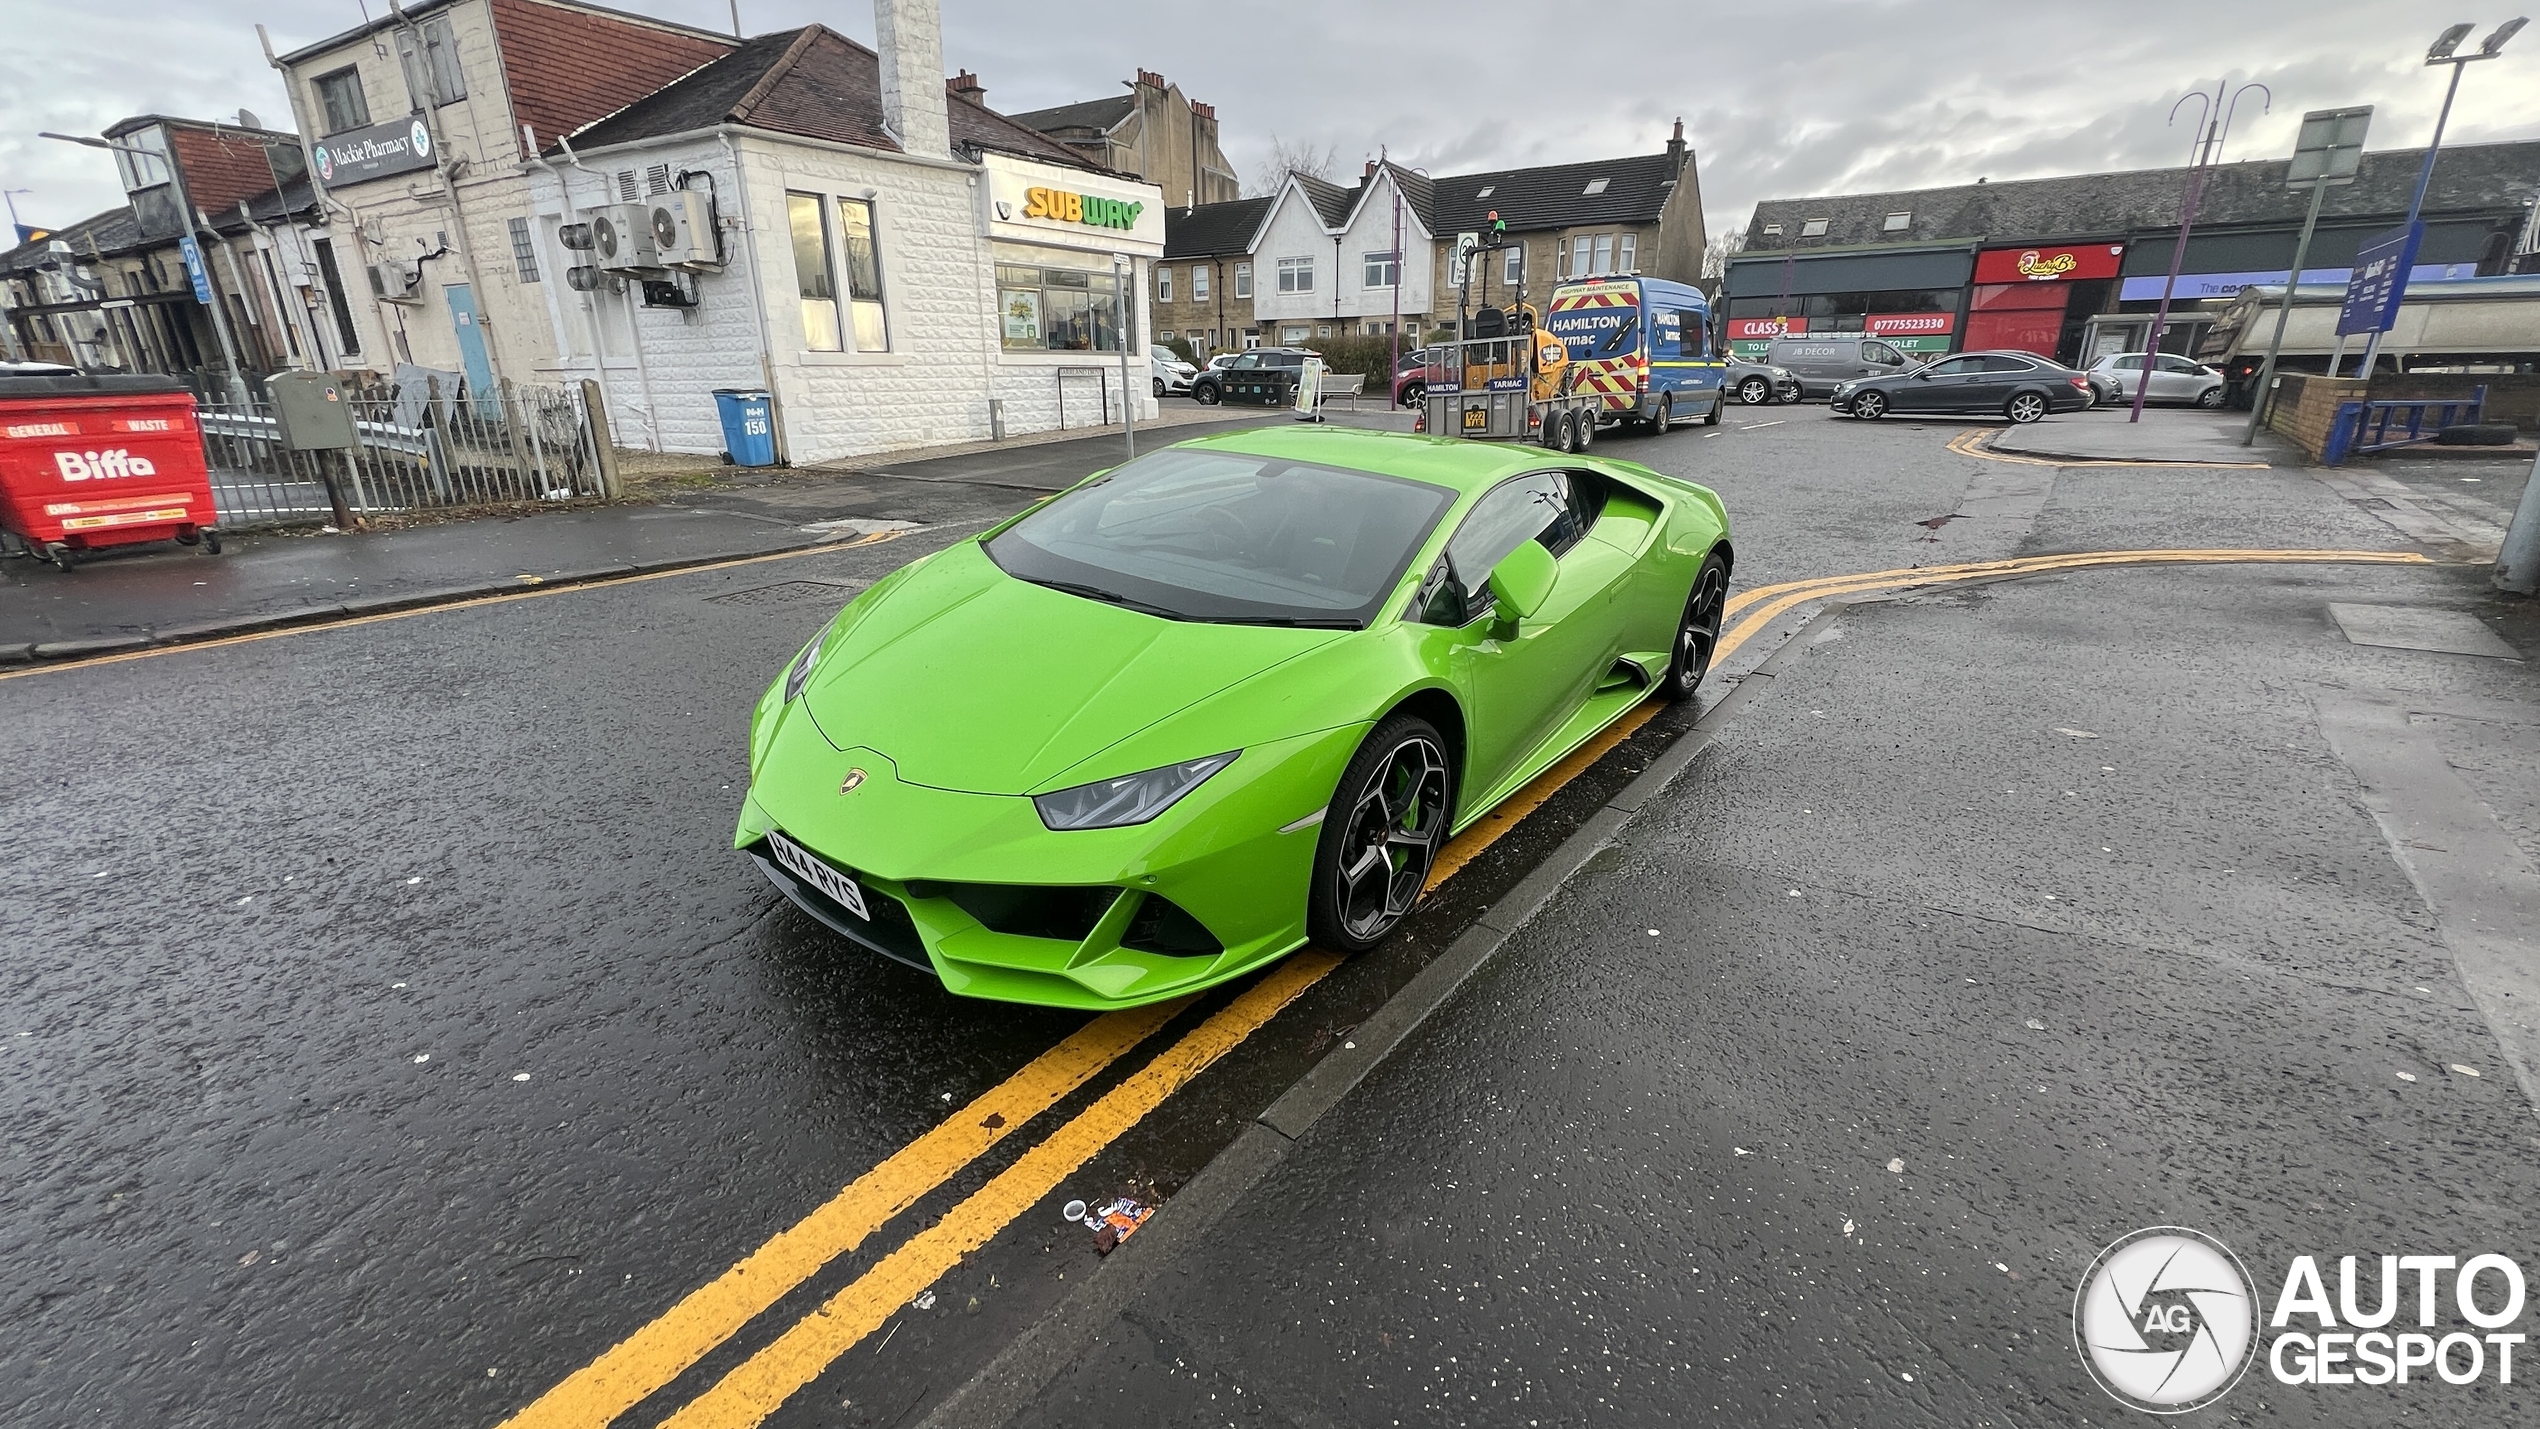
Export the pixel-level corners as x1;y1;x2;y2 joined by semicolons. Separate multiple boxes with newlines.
1545;275;1725;432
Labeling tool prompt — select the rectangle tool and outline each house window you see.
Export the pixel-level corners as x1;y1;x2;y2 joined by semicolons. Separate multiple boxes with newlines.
995;250;1124;352
1581;177;1610;196
1158;267;1172;303
312;237;360;354
313;67;370;133
1800;218;1830;237
111;127;173;191
1883;211;1911;231
1570;236;1590;276
1277;256;1314;294
1503;247;1522;284
1233;261;1251;298
1592;235;1613;274
420;13;466;103
508;217;540;283
1281;326;1308;343
1192;265;1209;300
1363;250;1398;288
837;197;887;351
1617;234;1636;273
788;192;841;352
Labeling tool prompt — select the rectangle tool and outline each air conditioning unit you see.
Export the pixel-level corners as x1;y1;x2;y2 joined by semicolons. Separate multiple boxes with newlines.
587;202;662;273
649;189;718;269
368;259;423;303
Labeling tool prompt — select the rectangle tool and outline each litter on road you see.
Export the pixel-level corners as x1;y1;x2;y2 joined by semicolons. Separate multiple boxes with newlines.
1887;1158;1905;1174
1065;1195;1155;1254
2450;1064;2482;1077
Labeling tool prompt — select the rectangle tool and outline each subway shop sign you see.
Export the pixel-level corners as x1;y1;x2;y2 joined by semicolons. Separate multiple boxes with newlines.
982;153;1164;253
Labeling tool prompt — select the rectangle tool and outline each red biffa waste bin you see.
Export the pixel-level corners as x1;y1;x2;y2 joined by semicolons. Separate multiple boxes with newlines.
0;373;220;571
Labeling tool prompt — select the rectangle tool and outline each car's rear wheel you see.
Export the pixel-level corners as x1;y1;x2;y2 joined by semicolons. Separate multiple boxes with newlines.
1738;375;1771;405
1651;394;1674;435
2006;392;2048;424
1852;390;1888;420
2195;384;2225;408
1544;409;1574;453
1575;408;1596;453
1308;715;1454;952
1660;553;1730;702
1193;381;1220;405
1702;394;1722;425
1400;381;1425;409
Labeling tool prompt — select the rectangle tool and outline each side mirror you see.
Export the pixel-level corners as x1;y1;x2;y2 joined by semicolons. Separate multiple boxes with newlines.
1486;541;1557;628
1912;368;1933;379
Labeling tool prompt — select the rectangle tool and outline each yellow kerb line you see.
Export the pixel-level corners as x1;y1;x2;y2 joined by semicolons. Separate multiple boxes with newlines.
652;952;1341;1429
0;530;913;685
1944;426;2270;470
492;1000;1188;1429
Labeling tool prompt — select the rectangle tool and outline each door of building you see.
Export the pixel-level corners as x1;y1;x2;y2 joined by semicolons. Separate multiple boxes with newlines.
445;283;495;412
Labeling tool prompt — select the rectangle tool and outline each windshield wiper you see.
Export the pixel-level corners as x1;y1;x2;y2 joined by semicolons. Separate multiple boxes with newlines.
1208;615;1362;629
1019;577;1183;619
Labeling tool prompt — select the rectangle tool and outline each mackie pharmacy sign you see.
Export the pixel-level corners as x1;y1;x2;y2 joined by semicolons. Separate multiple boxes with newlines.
1974;244;2124;283
314;117;435;186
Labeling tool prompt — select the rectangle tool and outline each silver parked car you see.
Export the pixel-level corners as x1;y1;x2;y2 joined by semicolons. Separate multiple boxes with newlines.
1724;358;1803;405
1151;345;1198;397
2085;352;2227;408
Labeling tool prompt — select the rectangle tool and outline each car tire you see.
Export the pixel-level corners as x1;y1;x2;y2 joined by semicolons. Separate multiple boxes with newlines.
2006;392;2049;424
202;528;223;555
1651;394;1673;435
1400;381;1425;409
1193;382;1220;406
1701;395;1722;426
1738;376;1771;405
2195;384;2224;408
1852;390;1888;420
1307;713;1455;953
1153;378;1166;398
1659;552;1730;703
1543;410;1571;453
1575;408;1595;453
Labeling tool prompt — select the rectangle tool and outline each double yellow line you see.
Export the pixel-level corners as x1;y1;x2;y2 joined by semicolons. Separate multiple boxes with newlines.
495;542;2434;1429
1943;426;2270;469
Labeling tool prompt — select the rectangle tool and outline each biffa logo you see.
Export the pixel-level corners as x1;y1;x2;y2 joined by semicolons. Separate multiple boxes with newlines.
54;449;159;481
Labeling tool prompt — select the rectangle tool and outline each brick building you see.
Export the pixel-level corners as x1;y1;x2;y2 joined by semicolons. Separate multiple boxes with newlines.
1154;196;1270;355
1010;70;1240;209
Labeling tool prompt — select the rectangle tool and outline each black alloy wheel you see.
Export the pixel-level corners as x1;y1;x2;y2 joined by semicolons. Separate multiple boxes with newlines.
1308;715;1454;952
1660;553;1730;702
1193;381;1221;405
1400;381;1425;409
1852;390;1888;420
2006;392;2049;424
1651;394;1673;435
1738;375;1771;405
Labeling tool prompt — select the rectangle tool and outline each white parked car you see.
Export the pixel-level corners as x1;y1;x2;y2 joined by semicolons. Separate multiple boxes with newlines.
1150;345;1198;397
2086;352;2227;408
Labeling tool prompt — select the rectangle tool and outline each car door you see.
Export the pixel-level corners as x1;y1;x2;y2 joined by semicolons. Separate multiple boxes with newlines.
1972;354;2041;408
2152;353;2203;402
1893;354;1981;412
1426;472;1638;802
2106;354;2147;400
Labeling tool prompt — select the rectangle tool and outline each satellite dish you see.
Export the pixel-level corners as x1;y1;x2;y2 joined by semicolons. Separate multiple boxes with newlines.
238;108;264;131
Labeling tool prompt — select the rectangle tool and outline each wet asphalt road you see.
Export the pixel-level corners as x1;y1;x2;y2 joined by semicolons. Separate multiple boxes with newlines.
7;404;2536;1427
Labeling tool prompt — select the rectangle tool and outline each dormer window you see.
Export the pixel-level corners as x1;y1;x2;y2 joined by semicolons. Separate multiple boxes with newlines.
1883;211;1911;231
1581;177;1610;196
1475;185;1494;198
1762;222;1783;236
1800;218;1830;237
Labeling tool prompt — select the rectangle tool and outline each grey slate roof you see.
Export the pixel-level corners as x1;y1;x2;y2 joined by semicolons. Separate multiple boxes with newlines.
1745;139;2540;250
566;25;1099;172
1429;152;1679;235
1007;94;1135;138
0;207;142;277
1292;173;1356;228
1164;196;1272;258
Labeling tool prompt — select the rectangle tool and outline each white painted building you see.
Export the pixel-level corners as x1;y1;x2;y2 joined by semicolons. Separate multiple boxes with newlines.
1246;164;1436;345
516;8;1162;463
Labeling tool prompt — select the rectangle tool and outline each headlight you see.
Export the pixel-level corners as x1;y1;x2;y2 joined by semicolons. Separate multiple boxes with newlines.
1034;751;1238;831
782;630;825;703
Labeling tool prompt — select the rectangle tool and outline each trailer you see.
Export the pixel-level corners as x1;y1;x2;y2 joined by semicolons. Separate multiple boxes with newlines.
1415;223;1612;451
2198;274;2540;403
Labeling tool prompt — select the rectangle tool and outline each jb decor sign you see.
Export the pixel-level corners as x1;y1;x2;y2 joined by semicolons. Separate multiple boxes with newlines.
1974;244;2125;283
981;152;1165;255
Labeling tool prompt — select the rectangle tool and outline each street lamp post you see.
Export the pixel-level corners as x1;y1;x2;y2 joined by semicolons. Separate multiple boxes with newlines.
39;129;251;402
2352;17;2525;379
2128;80;2268;424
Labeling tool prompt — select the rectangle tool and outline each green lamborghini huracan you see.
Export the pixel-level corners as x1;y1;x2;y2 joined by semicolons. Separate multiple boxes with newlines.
736;426;1731;1008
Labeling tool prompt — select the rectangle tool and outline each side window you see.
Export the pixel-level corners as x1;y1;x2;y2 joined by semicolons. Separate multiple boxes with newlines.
1428;474;1568;624
1863;341;1904;366
1983;355;2036;372
1677;310;1708;359
2159;354;2201;374
1925;356;1980;377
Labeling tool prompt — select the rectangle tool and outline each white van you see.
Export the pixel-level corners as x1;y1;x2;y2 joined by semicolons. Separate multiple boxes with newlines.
1765;334;1917;399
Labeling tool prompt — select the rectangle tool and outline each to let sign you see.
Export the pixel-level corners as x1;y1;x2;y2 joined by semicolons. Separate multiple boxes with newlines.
1973;244;2125;283
313;117;436;187
2336;222;2422;336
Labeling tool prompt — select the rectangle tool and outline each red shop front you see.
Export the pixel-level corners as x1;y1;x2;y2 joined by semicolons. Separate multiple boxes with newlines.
1962;244;2124;365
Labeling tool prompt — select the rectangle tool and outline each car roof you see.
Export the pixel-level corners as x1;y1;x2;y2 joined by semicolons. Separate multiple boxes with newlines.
1168;424;1571;495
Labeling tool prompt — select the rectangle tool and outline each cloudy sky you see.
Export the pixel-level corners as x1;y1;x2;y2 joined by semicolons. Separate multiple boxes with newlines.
4;0;2535;241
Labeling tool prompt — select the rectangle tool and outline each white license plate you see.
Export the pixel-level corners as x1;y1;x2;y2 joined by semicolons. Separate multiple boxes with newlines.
768;831;869;920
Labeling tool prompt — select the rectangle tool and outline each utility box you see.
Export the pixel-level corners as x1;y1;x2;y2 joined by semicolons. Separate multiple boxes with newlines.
269;371;359;450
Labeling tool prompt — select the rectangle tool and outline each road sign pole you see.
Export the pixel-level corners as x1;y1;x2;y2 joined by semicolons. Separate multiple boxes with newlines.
2496;437;2540;595
2242;177;2330;446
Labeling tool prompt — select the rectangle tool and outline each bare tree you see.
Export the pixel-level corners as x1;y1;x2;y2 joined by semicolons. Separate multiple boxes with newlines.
1700;227;1749;281
1247;134;1339;197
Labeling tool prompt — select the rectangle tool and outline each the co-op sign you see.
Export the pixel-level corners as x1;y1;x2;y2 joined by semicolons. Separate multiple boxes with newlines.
314;117;435;186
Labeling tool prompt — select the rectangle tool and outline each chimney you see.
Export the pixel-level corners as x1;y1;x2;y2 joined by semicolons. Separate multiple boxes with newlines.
1137;69;1165;90
874;0;950;158
1666;117;1687;177
1363;158;1378;181
949;69;985;105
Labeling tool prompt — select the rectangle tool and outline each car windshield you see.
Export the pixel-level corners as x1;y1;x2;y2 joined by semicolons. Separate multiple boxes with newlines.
985;448;1457;628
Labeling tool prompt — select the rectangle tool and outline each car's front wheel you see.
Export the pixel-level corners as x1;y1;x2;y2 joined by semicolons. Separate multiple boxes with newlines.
2006;392;2048;424
1660;553;1730;702
1738;375;1771;405
1153;378;1166;398
1852;390;1888;420
1308;715;1455;952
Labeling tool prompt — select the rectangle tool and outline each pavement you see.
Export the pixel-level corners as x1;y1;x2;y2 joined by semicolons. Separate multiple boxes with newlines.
1988;404;2291;464
7;397;2539;1429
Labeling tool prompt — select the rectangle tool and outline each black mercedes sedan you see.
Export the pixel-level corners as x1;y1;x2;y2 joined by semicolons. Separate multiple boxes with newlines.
1830;350;2093;423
